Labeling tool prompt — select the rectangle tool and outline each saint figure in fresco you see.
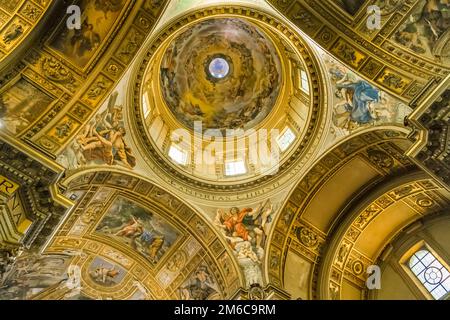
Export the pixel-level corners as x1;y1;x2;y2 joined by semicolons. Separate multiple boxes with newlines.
72;92;136;169
215;200;274;249
221;207;253;241
335;80;380;124
329;66;380;129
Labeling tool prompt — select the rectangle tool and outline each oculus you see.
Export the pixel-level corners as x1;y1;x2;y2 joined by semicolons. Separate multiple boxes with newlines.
208;57;230;79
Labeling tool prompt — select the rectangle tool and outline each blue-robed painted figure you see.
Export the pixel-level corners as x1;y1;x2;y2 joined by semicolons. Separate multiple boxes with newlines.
336;80;380;124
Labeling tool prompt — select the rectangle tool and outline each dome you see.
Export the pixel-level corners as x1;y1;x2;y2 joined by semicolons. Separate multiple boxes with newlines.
159;18;282;132
134;11;324;188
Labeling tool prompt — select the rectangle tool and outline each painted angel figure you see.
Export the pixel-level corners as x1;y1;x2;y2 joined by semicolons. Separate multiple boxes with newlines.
234;241;264;287
179;266;219;300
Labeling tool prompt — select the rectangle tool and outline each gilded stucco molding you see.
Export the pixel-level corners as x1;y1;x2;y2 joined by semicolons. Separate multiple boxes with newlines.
265;127;416;294
0;131;73;249
316;171;450;300
127;4;327;193
56;168;246;298
368;212;450;300
406;74;450;190
266;0;450;102
0;0;170;162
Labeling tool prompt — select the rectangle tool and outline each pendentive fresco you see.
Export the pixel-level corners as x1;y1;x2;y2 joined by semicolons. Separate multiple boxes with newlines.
0;0;449;303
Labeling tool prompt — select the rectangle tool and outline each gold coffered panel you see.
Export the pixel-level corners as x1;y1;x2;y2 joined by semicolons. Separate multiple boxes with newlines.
0;0;169;157
0;0;51;64
267;0;450;101
29;170;244;300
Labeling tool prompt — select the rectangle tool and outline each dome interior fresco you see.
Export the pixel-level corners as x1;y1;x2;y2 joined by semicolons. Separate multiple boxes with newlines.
136;9;323;185
159;17;282;132
0;0;450;304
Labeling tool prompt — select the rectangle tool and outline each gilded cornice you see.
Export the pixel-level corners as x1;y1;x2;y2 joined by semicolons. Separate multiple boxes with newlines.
0;0;170;161
316;171;450;300
406;74;450;189
0;131;73;249
0;0;57;71
51;169;246;299
265;128;416;292
128;4;327;193
266;0;450;102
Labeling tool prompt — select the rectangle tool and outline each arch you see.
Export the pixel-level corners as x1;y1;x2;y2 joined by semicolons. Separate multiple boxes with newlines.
371;211;450;300
264;126;425;299
315;170;450;299
36;168;246;299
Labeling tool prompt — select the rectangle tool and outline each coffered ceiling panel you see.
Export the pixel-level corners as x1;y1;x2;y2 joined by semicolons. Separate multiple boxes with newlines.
266;0;450;102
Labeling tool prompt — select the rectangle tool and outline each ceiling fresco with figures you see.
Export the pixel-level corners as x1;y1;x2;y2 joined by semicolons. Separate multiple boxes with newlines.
57;82;137;171
0;0;168;153
0;171;242;300
267;0;450;103
393;0;450;63
48;0;128;69
0;0;449;302
159;17;282;131
266;128;450;299
315;45;412;148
